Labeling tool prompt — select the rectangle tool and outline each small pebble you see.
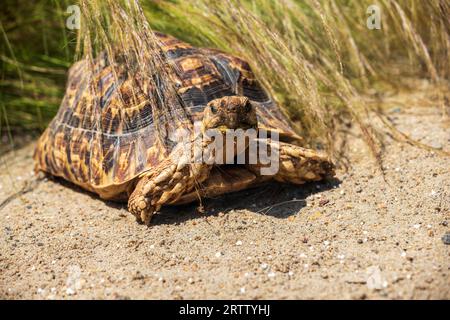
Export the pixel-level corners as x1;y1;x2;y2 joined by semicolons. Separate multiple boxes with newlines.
441;232;450;245
267;272;276;278
215;252;222;258
235;240;242;246
66;288;75;295
260;263;268;270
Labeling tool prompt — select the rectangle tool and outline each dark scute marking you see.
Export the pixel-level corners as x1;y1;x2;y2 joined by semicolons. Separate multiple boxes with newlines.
101;83;116;109
210;56;239;87
102;136;117;174
181;86;208;107
181;83;235;107
68;115;81;128
166;47;197;60
242;80;269;102
83;131;92;167
63;127;72;165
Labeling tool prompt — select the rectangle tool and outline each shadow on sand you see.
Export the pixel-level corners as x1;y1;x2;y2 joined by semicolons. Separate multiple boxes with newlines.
149;177;341;226
47;174;340;226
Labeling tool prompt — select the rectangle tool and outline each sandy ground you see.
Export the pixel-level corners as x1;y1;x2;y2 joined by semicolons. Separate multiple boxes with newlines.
0;106;449;300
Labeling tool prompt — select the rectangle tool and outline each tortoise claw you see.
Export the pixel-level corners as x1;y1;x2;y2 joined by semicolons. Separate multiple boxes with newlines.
128;159;209;225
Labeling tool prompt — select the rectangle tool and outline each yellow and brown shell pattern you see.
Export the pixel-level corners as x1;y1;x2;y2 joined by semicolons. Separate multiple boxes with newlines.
34;32;296;199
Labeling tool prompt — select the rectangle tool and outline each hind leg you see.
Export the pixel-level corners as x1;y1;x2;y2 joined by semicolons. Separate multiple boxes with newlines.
128;159;211;225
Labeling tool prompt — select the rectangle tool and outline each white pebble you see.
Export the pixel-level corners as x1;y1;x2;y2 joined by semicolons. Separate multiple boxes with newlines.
66;288;75;295
401;251;407;257
215;252;222;258
288;271;294;276
240;287;246;294
323;240;330;246
268;272;276;278
299;253;307;258
413;224;421;229
235;240;243;246
188;278;194;284
304;264;309;269
260;263;268;270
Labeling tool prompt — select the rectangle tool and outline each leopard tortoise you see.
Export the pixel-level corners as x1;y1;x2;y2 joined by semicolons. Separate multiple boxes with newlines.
34;32;335;225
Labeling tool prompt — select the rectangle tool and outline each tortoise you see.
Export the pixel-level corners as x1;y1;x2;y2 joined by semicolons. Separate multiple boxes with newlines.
34;32;335;225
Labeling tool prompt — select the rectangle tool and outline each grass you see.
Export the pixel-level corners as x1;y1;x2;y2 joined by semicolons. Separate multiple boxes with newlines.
1;0;449;157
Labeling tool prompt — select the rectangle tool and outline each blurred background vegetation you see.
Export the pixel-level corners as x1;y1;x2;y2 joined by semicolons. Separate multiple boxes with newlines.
1;0;449;157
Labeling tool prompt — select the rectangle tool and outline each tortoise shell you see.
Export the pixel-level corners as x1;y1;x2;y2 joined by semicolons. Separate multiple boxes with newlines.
34;32;298;198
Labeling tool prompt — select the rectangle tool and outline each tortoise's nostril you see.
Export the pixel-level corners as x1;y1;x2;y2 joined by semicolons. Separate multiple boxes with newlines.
244;101;252;113
227;104;238;113
227;104;237;112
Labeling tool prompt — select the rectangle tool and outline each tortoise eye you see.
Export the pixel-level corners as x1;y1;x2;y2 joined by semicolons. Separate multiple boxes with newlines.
210;105;218;113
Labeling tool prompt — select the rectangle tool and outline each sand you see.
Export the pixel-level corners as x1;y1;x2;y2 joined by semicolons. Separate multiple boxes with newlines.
0;105;449;299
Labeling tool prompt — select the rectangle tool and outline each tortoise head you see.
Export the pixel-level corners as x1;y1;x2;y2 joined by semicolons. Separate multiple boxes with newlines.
202;96;257;133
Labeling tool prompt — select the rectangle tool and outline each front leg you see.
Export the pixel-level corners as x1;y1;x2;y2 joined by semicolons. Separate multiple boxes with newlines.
128;158;210;225
247;139;335;185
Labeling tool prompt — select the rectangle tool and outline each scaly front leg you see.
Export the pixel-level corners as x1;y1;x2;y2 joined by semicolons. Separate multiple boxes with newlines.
128;153;211;225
